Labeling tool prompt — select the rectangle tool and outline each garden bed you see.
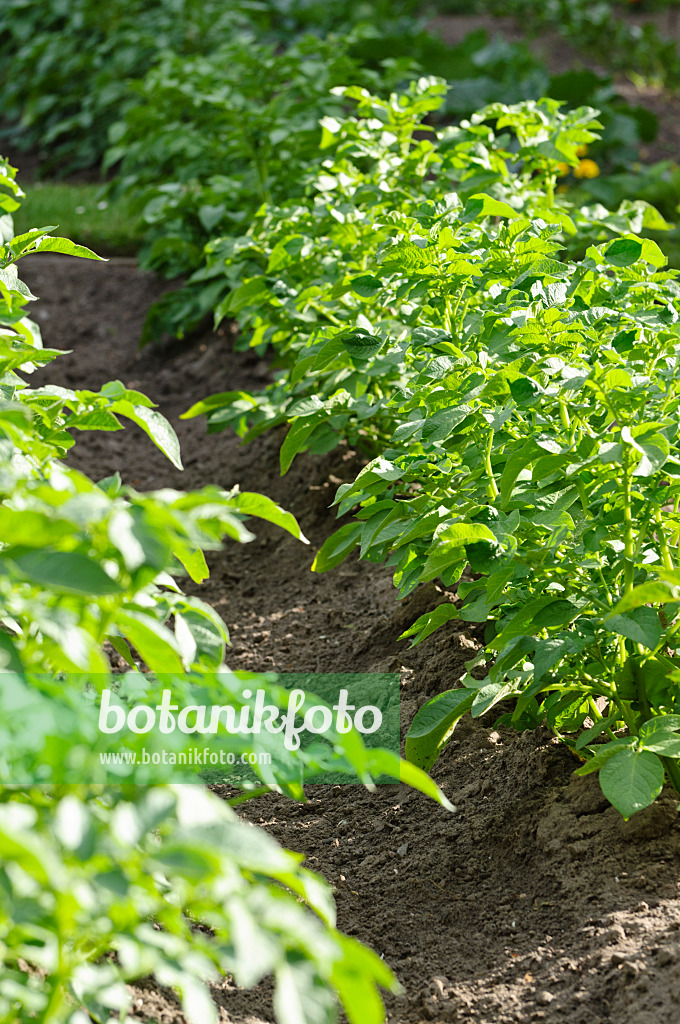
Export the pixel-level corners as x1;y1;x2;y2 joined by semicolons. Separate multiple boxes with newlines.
22;255;680;1024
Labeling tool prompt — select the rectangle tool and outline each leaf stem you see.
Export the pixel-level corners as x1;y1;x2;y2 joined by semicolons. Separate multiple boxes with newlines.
307;300;343;327
587;697;618;741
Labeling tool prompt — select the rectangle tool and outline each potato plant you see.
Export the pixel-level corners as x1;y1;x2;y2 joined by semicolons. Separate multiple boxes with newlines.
315;177;680;817
95;22;656;343
104;33;416;341
0;0;261;174
187;93;680;818
482;0;680;84
0;159;452;1024
186;88;664;464
331;223;680;819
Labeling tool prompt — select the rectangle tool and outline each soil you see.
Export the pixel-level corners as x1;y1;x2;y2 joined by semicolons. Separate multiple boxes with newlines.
20;254;680;1024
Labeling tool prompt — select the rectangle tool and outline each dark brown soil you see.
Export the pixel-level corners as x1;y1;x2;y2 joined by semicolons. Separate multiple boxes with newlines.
20;255;680;1024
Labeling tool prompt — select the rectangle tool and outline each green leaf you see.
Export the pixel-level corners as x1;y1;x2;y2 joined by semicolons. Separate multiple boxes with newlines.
198;204;226;233
280;416;322;475
461;194;517;223
0;632;23;673
338;329;383;361
230;492;308;543
639;733;680;757
181;391;257;420
632;440;668;477
611;582;676;614
420;522;495;583
575;713;621;750
111;401;182;470
350;275;382;298
378;239;436;272
106;635;136;667
0;508;73;547
466;539;504;574
531;600;579;629
366;749;456;812
433;523;496;547
603;238;643;267
533;636;572;682
639;237;667;268
500;442;539;507
179;606;228;665
639;714;680;740
18;234;103;261
574;737;635;776
108;508;170;572
10;226;59;254
312;522;362;573
599;749;665;819
509;376;543;407
8;550;122;595
471;681;510;718
398;604;460;647
490;595;566;651
331;933;399;1024
180;978;217;1024
223;277;270;315
639;715;680;756
405;689;475;771
605;607;662;651
459;592;496;622
311;336;346;373
172;545;209;584
115;611;184;672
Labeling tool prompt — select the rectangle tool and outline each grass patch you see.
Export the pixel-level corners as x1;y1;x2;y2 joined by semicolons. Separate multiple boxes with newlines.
13;183;143;256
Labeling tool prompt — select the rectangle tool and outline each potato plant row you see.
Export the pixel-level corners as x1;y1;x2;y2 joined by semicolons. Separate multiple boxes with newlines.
0;158;452;1023
186;83;680;818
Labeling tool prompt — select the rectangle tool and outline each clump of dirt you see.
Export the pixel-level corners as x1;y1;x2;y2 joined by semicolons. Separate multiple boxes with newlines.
21;256;680;1024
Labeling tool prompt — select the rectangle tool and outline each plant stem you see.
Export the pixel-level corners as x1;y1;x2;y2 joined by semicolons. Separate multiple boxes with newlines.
444;293;454;335
588;696;603;720
307;300;343;327
662;755;680;795
613;696;638;736
558;398;570;432
653;506;674;570
596;565;613;608
484;429;498;501
587;697;617;741
546;173;555;208
622;448;635;595
577;477;589;515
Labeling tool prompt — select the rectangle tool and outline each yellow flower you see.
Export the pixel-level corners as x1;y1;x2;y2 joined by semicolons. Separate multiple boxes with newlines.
574;158;600;179
556;162;571;177
576;144;589;157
